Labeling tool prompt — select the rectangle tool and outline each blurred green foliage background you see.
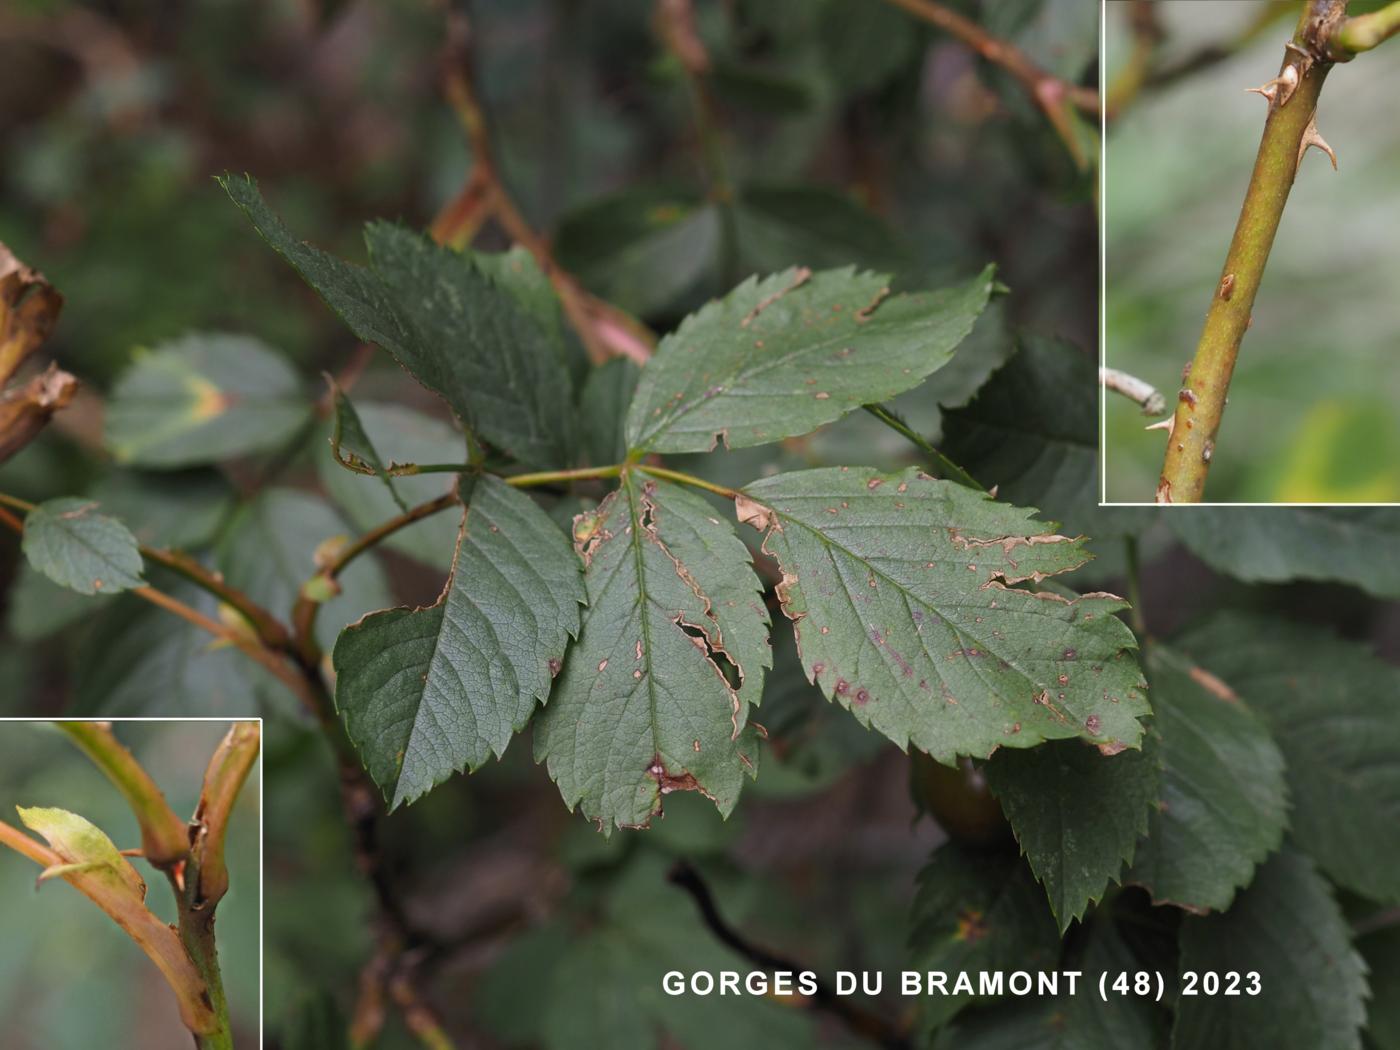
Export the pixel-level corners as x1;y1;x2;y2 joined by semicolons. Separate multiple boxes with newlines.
1104;0;1400;503
0;0;1103;1045
0;721;259;1050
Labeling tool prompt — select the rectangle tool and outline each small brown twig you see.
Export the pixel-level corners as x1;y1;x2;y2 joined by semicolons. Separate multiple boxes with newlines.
141;546;293;651
1105;0;1165;120
882;0;1098;168
435;12;654;364
1133;2;1297;104
668;861;913;1050
1100;366;1166;416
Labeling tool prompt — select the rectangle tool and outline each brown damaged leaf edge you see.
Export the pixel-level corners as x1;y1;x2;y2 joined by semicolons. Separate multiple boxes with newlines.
0;244;74;466
735;472;1143;758
636;476;749;741
573;472;753;827
739;266;811;328
0;244;65;384
949;528;1087;586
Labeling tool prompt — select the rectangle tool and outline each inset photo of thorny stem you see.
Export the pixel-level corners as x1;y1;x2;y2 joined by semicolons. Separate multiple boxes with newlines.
1103;0;1400;503
0;721;260;1049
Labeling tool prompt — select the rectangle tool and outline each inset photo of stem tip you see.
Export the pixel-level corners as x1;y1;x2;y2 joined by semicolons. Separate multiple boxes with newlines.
1103;0;1400;505
0;720;260;1050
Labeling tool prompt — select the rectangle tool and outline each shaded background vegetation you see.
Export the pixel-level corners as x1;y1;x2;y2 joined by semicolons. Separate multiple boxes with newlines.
1104;0;1400;503
0;721;259;1049
3;1;1395;1048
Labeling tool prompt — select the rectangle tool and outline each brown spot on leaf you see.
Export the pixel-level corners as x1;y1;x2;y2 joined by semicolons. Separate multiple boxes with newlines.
740;267;811;327
734;493;777;532
646;755;715;800
855;286;891;321
1085;714;1101;734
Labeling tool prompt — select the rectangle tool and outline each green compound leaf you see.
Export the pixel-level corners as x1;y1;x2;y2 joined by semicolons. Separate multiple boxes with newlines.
625;265;995;454
736;467;1148;760
1172;849;1367;1050
1176;612;1400;905
333;477;584;809
22;498;144;596
105;332;310;469
984;739;1159;931
222;175;574;467
1125;644;1288;914
909;843;1061;1032
1168;507;1400;599
534;470;770;834
327;380;407;512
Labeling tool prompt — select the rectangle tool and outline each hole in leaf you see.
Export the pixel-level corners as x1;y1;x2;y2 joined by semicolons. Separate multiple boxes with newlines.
674;616;741;689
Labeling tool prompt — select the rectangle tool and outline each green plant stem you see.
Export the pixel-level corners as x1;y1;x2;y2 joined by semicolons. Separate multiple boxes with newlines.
0;502;320;710
140;546;292;650
176;889;234;1050
1333;1;1400;55
502;464;622;488
637;462;740;500
0;818;59;867
57;722;189;868
1156;3;1339;503
0;488;292;651
291;491;461;664
0;490;35;512
192;722;260;908
863;404;984;491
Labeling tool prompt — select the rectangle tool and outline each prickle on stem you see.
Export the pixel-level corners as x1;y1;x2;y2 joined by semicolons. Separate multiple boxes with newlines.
1296;111;1337;173
1246;61;1300;108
